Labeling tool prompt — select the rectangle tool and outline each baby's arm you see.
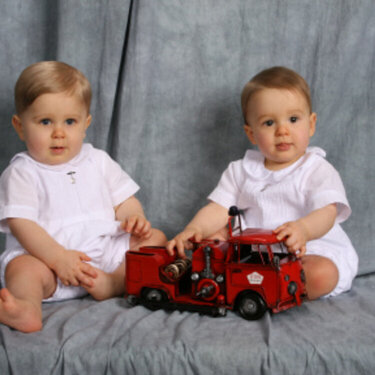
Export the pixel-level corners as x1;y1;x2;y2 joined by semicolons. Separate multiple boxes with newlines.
115;196;152;239
167;202;228;257
7;218;97;287
274;204;337;257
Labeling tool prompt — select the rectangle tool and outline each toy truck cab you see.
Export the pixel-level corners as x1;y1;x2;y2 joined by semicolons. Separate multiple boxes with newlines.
223;228;306;319
125;207;306;320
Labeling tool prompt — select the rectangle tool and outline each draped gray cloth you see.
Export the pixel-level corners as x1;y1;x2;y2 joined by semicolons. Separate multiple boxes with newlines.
0;1;374;374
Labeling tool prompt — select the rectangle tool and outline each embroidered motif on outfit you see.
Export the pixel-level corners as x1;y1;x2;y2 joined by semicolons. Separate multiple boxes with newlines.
67;171;76;184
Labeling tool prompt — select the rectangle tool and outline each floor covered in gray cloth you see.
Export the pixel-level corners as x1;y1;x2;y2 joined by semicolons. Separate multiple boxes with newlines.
0;273;374;374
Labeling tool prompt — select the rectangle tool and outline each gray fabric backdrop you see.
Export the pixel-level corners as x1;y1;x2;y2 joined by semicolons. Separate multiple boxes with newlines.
0;0;374;278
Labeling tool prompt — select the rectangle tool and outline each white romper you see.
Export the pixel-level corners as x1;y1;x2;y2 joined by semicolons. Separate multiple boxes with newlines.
208;147;358;297
0;143;139;301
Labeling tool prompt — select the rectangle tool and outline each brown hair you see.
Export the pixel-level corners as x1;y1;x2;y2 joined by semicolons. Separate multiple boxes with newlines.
14;61;92;114
241;66;312;124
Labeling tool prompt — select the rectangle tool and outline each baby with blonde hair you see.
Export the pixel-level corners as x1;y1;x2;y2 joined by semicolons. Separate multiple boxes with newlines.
0;61;166;332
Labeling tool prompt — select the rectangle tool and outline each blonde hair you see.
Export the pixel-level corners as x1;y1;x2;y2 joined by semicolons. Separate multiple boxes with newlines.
241;66;312;124
14;61;92;114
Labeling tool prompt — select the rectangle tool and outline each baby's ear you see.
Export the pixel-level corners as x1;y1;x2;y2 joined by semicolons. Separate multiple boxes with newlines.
11;115;25;141
85;114;92;129
309;112;317;137
244;124;257;145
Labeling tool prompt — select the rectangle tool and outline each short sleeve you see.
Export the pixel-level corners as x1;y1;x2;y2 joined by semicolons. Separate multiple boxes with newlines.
208;160;244;209
0;161;39;232
303;159;351;224
93;150;140;207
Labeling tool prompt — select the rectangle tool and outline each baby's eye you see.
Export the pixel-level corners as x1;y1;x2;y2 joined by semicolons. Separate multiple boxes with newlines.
65;118;76;125
263;120;274;127
40;119;51;126
290;116;298;123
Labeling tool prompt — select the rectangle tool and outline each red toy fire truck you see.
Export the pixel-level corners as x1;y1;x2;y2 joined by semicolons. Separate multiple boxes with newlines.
125;207;306;320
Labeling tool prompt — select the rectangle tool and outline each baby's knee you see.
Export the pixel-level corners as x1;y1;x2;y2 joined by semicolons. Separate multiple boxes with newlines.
302;255;339;299
5;255;56;291
151;228;167;246
5;255;37;281
130;228;167;250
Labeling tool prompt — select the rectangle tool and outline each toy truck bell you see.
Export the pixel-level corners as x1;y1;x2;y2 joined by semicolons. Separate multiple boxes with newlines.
229;206;240;216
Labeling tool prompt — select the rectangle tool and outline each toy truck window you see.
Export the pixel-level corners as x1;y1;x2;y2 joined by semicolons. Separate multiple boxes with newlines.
270;243;288;259
239;244;253;263
238;244;271;264
252;244;271;264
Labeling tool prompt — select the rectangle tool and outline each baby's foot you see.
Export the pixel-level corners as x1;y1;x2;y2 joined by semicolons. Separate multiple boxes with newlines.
0;288;42;332
83;268;124;301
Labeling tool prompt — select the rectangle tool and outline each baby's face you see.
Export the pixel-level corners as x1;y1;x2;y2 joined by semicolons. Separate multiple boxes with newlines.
12;92;91;165
244;88;316;171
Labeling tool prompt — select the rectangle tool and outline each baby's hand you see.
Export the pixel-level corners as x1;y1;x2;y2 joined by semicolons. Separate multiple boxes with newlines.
166;227;203;258
52;250;98;287
274;221;308;258
122;215;152;239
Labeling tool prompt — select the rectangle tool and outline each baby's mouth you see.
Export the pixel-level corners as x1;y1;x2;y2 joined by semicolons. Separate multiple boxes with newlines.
276;143;291;151
50;146;66;153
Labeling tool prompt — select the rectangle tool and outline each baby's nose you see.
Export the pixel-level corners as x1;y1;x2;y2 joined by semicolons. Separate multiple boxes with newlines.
276;123;290;135
52;125;65;138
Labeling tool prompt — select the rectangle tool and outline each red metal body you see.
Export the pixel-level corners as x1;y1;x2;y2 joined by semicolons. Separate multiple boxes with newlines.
125;210;307;320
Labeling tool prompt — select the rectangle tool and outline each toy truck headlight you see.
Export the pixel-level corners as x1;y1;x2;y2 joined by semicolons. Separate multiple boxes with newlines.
288;281;297;296
191;272;200;281
216;274;224;283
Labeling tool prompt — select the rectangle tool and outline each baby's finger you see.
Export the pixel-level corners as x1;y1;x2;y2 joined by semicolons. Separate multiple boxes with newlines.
137;220;151;236
124;217;137;233
174;239;187;258
184;240;194;250
166;240;176;255
176;246;187;259
64;275;79;287
78;252;92;262
82;263;97;278
132;219;145;234
61;278;70;287
143;221;152;234
288;243;300;253
275;228;291;241
289;238;303;253
77;274;94;288
193;232;203;242
273;224;286;234
297;245;307;258
70;278;80;287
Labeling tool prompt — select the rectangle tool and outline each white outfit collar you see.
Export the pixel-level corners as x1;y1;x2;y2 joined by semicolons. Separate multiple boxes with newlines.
242;146;326;183
10;143;93;172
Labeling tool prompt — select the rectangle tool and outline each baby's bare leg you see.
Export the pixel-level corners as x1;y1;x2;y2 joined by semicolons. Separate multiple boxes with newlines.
129;228;167;251
0;255;57;332
83;261;126;301
85;229;167;300
301;254;339;300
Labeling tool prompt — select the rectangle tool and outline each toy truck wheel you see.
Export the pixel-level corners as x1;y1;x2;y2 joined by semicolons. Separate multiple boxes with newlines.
237;292;267;320
127;295;139;306
142;288;167;303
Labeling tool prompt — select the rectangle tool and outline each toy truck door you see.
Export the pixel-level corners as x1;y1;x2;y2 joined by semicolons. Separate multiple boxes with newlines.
226;244;279;306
